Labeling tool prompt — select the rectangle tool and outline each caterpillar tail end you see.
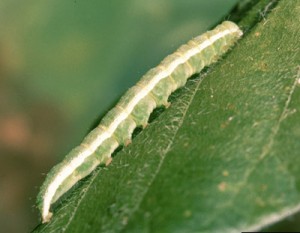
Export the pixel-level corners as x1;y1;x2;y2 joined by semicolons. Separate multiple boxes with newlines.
223;21;243;37
42;211;53;223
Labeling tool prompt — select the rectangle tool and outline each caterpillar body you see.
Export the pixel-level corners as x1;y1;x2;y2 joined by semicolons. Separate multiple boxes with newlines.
37;21;242;223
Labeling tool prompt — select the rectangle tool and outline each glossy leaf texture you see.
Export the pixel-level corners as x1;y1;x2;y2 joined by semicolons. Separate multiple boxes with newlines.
33;0;300;232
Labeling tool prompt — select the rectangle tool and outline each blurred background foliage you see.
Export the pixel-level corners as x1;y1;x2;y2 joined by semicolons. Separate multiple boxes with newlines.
0;1;240;232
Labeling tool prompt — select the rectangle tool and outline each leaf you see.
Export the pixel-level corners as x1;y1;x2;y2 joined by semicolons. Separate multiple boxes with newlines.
33;0;300;232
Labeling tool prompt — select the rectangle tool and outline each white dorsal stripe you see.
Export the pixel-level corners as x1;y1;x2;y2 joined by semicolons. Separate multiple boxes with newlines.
42;25;241;221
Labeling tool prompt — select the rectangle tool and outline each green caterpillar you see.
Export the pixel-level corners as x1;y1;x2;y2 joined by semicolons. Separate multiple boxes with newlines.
37;21;243;223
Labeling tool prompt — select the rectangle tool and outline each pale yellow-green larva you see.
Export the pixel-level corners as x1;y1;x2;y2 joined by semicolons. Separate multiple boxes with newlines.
37;21;243;223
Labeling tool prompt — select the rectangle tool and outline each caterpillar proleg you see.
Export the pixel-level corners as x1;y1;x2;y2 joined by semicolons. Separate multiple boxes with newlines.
37;21;242;223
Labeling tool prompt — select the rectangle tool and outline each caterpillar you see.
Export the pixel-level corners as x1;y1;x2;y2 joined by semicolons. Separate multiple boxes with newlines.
37;21;243;223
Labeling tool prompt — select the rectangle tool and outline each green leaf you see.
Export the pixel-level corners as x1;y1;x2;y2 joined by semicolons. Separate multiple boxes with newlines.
33;0;300;232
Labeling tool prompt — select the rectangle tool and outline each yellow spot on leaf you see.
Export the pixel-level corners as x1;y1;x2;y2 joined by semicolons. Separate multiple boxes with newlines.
258;61;268;71
222;170;229;177
183;210;192;218
218;182;227;192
